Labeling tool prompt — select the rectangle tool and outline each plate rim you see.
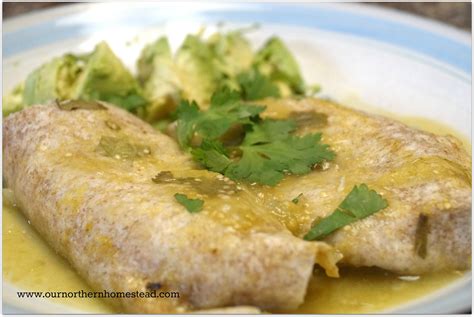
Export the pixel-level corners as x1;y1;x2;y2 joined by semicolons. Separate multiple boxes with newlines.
2;2;472;74
3;2;471;43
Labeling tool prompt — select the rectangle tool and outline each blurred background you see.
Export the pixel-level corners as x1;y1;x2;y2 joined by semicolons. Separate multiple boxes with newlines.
3;2;472;31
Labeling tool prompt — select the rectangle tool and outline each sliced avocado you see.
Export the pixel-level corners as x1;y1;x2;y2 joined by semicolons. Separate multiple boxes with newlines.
136;37;180;122
7;30;310;121
136;31;255;120
3;83;25;116
175;35;221;108
208;30;254;84
73;41;147;111
137;37;173;84
14;42;146;114
137;30;308;119
254;37;305;96
22;54;83;106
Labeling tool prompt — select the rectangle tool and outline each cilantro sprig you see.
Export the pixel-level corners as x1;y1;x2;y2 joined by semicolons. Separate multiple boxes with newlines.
225;120;334;185
304;184;388;240
175;88;264;148
192;119;334;186
176;88;335;186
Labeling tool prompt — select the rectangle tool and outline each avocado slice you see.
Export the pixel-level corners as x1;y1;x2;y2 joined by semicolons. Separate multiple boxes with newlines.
73;42;147;111
136;37;180;122
136;31;256;122
254;37;305;96
10;42;147;115
3;83;25;116
174;34;222;108
207;30;254;91
22;54;83;107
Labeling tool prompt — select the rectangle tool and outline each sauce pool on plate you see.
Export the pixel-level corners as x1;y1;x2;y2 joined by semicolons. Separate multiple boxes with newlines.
2;189;465;314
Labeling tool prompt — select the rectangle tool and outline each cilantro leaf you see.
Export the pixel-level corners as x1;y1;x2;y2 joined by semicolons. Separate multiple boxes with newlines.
191;139;232;173
175;88;265;148
174;193;204;213
226;130;335;186
237;68;280;101
304;184;388;241
241;119;296;145
192;119;335;186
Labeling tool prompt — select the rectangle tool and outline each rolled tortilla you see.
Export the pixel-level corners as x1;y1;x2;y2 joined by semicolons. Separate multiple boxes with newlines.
3;102;340;313
261;98;471;274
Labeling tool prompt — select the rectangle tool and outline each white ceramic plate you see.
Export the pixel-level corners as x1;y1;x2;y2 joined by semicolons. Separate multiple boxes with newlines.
2;2;471;314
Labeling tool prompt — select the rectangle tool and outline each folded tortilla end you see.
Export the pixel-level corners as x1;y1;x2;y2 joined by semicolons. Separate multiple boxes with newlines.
314;242;343;278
